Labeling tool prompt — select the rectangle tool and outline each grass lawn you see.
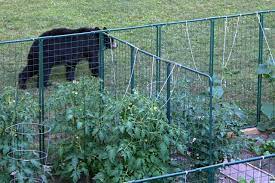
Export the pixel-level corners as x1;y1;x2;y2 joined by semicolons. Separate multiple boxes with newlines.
0;0;274;40
0;1;274;182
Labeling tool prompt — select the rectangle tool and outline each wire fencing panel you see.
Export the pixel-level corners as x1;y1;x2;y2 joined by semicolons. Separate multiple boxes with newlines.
261;12;275;127
105;36;214;169
212;13;275;127
0;40;35;89
129;154;275;183
1;11;272;132
0;31;109;179
213;15;260;126
0;10;274;182
104;39;131;96
161;21;211;73
110;27;157;54
112;11;274;127
0;40;41;144
0;40;46;181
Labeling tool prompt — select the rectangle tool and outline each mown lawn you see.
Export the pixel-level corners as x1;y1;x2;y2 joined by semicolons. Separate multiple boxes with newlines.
0;1;274;182
0;0;274;40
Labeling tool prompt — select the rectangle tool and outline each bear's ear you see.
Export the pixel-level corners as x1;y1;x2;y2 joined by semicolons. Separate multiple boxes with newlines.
95;27;100;30
103;27;107;30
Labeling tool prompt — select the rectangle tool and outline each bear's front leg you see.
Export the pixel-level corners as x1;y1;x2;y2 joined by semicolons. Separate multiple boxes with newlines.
88;56;99;77
18;64;39;89
65;63;77;81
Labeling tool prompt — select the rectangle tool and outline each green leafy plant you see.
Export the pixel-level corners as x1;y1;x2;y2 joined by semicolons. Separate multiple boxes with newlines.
92;92;187;182
178;97;245;167
0;87;47;182
256;59;275;131
172;77;246;167
46;77;101;182
238;178;255;183
256;59;275;80
48;77;187;182
248;137;275;155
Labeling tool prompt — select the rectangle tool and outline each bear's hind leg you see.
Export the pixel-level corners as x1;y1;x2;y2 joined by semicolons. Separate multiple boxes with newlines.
88;57;99;77
37;66;52;88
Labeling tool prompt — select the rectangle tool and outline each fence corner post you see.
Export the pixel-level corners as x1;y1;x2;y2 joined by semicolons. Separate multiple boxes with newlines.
208;18;215;183
156;25;162;97
38;38;45;164
99;32;105;92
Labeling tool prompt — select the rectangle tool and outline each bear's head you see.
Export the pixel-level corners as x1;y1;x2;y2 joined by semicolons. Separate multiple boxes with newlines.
94;27;117;49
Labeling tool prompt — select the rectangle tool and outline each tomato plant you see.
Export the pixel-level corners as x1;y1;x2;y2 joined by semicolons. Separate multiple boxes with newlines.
48;77;187;182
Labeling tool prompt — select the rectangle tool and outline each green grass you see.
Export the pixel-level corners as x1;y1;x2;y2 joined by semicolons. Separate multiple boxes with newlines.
0;2;274;182
0;0;274;40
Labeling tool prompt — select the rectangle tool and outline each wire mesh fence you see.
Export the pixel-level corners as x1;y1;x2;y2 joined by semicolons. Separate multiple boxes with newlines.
0;11;273;129
110;10;275;128
129;154;275;183
104;34;213;123
0;10;274;182
0;26;214;181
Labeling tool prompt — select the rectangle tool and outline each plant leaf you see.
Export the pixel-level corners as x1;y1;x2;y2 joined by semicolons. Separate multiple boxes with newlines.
212;74;222;85
257;64;271;74
71;156;78;169
261;103;274;120
66;109;74;121
108;148;117;163
212;86;224;99
77;121;83;129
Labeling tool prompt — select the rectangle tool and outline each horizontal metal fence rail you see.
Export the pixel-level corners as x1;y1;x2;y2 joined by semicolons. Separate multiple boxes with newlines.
110;35;212;79
1;10;274;45
129;154;275;183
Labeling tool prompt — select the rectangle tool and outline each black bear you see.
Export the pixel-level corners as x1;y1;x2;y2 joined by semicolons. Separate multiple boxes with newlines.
18;27;117;89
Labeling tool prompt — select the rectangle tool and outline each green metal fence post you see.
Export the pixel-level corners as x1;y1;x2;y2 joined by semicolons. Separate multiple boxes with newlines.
209;20;215;77
208;19;215;183
156;26;162;97
130;46;135;94
257;13;264;126
99;32;105;92
99;32;105;121
38;38;45;164
208;76;214;183
166;63;171;123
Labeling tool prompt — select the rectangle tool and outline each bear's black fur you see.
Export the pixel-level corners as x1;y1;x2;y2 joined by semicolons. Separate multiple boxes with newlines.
18;27;116;89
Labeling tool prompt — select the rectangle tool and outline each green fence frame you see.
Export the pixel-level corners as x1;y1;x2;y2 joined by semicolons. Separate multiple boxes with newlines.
109;34;214;125
0;27;215;169
107;9;274;128
128;154;275;183
0;9;274;182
